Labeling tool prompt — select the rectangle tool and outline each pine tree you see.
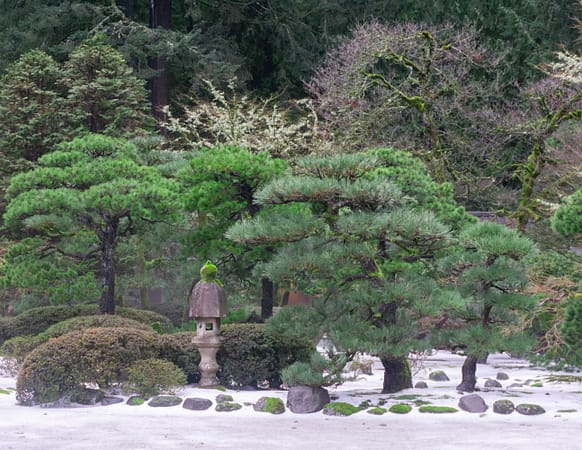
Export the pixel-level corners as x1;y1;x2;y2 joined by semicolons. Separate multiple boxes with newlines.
227;149;472;392
443;222;536;392
3;134;179;314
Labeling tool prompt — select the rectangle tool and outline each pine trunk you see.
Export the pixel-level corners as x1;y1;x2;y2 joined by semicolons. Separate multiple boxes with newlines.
261;277;274;319
380;355;412;393
456;355;478;392
99;219;118;315
148;0;171;120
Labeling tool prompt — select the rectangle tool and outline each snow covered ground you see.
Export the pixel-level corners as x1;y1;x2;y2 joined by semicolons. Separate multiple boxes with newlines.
1;351;582;450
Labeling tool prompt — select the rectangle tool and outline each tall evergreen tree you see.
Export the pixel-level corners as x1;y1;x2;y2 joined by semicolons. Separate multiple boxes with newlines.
227;149;471;392
442;222;536;392
3;134;179;314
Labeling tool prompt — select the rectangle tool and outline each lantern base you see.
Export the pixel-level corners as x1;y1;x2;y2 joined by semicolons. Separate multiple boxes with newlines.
192;335;222;387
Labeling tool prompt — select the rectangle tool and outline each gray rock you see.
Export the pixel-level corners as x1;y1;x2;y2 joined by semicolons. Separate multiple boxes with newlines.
216;394;234;403
516;404;546;416
429;370;450;382
496;372;510;380
71;388;104;405
493;400;515;415
287;386;330;414
215;401;242;412
100;396;123;406
126;396;146;406
148;396;183;407
484;379;502;388
507;383;523;388
253;396;285;414
183;398;212;411
415;381;428;389
458;394;488;413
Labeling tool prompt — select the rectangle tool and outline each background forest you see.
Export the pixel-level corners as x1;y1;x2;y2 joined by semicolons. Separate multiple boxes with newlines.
1;0;582;397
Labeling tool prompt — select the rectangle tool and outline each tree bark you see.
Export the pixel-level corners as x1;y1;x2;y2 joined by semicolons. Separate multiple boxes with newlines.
456;354;478;392
261;276;274;319
148;0;171;120
380;355;412;393
99;219;118;315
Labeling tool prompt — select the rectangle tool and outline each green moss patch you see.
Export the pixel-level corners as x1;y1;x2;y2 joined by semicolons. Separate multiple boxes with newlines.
393;394;420;400
0;388;11;395
414;400;432;406
418;405;458;414
323;402;361;416
389;404;412;414
557;409;577;413
367;407;387;415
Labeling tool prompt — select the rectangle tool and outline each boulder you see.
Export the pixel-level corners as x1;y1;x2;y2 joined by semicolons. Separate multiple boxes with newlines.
516;404;545;416
148;396;183;407
429;370;450;382
493;400;515;415
458;394;488;413
287;386;330;414
414;381;428;389
215;402;242;412
253;396;285;414
126;396;146;406
216;394;234;403
183;398;213;411
484;379;502;388
100;396;123;406
496;372;510;380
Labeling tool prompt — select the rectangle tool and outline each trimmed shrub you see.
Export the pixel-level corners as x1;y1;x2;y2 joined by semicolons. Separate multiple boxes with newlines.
1;315;152;362
123;358;187;398
0;317;15;344
16;327;161;405
217;324;313;388
159;332;201;383
3;305;172;341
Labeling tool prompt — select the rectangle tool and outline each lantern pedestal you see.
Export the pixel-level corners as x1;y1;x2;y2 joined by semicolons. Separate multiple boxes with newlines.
193;335;222;386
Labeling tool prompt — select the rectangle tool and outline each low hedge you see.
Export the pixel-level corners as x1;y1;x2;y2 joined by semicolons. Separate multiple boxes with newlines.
0;305;172;342
218;324;313;388
15;323;313;405
17;327;162;405
1;315;152;362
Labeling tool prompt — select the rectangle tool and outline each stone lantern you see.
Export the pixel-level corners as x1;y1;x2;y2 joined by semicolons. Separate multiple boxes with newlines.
189;262;227;386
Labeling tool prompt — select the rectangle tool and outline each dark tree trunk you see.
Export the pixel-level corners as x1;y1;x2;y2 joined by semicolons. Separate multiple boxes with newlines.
380;355;412;393
456;354;478;392
116;0;134;18
99;219;118;315
261;277;274;320
148;0;171;120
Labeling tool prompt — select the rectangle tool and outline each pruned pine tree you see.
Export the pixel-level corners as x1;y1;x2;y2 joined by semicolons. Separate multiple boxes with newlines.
3;134;179;315
227;149;467;393
443;222;536;392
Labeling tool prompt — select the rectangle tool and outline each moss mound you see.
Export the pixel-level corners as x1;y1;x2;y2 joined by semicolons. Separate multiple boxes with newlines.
389;403;413;414
418;405;458;414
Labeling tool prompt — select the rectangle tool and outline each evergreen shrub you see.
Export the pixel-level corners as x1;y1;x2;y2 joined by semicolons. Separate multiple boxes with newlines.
217;324;313;388
123;358;187;398
16;327;161;405
1;305;172;341
159;332;201;383
1;315;152;362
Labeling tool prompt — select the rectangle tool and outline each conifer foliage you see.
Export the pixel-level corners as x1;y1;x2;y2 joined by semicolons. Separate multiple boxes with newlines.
3;134;179;315
227;149;469;393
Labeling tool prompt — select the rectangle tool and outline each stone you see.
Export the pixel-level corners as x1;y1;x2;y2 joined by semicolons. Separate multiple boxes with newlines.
516;404;546;416
415;381;429;389
215;402;242;412
71;388;104;405
496;372;510;380
287;386;330;414
484;379;502;388
493;400;515;415
458;394;488;413
429;370;450;382
183;398;213;411
216;394;234;403
148;396;183;407
507;383;523;388
100;396;123;406
253;396;285;414
126;396;146;406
